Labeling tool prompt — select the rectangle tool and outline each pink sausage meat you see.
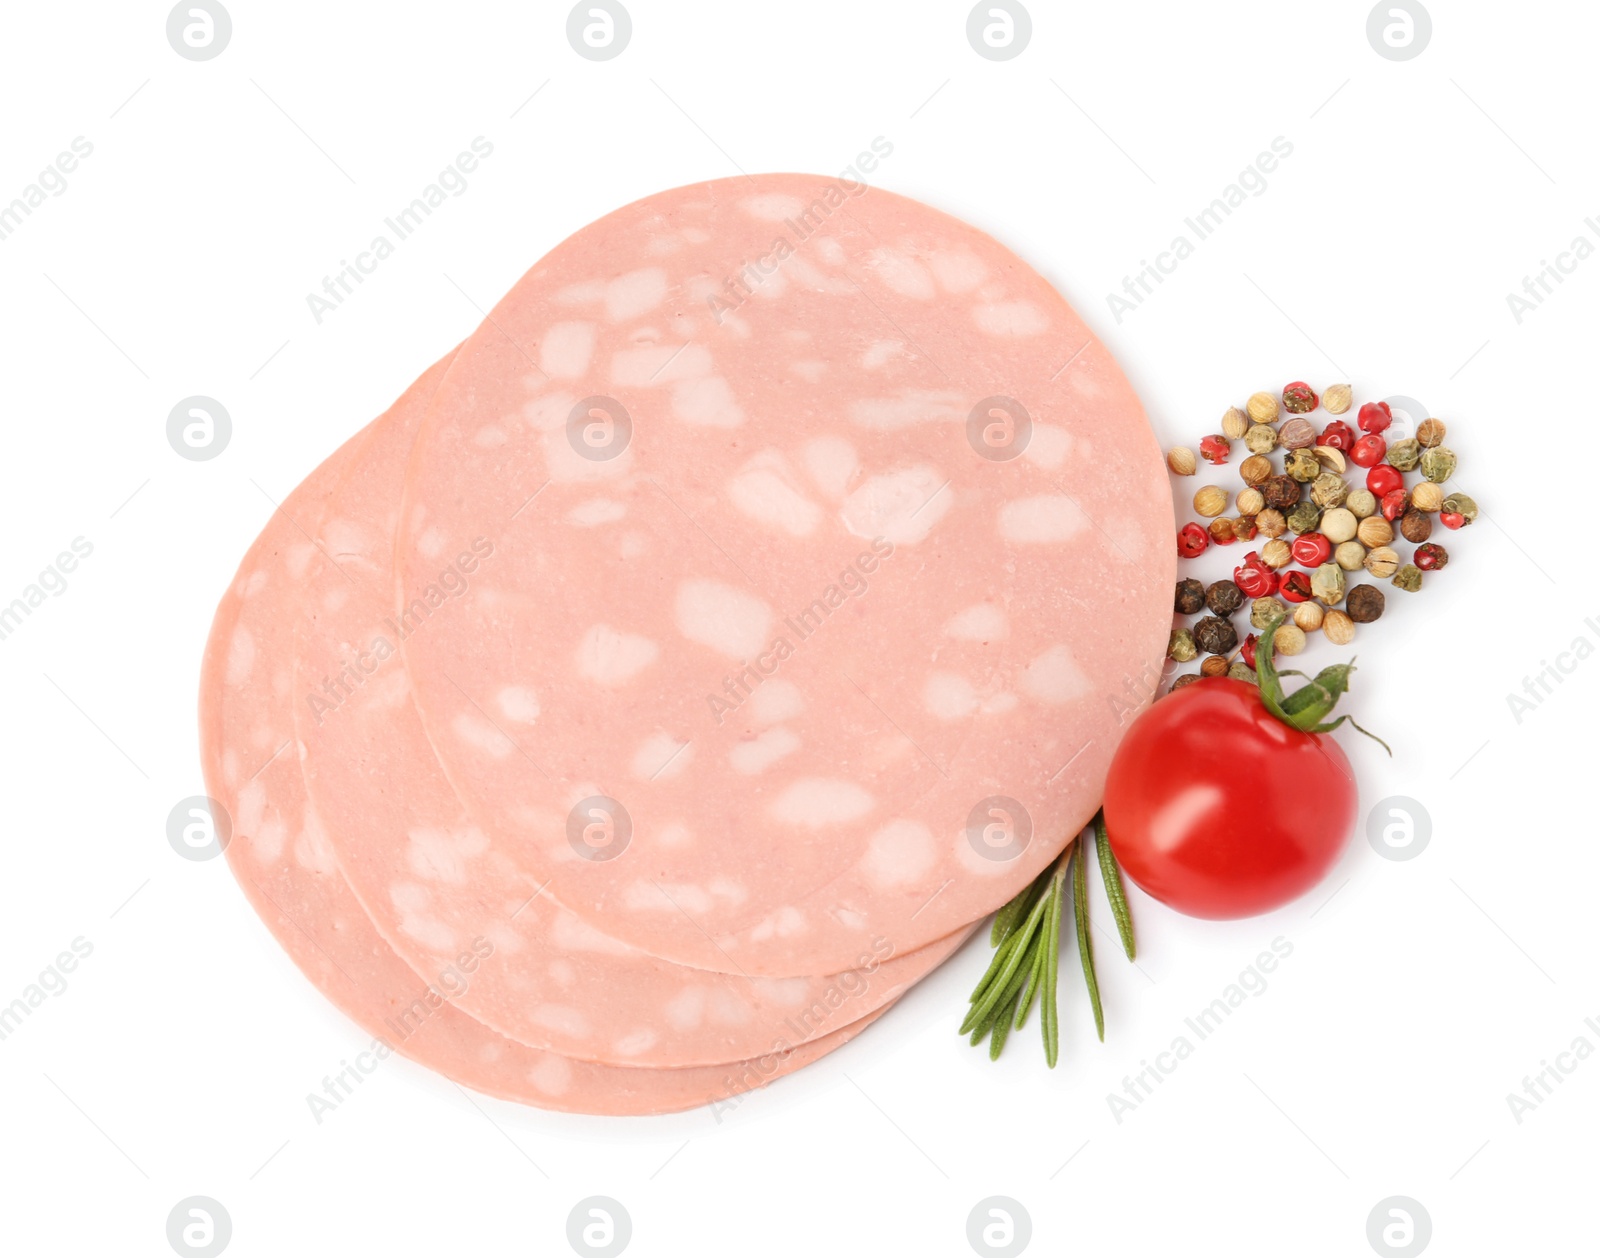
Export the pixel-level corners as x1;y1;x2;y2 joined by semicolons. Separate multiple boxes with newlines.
398;174;1174;976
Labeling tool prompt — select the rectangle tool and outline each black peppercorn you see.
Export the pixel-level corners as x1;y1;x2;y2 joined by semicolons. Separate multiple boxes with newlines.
1192;615;1238;656
1262;474;1301;512
1175;578;1206;615
1346;584;1385;623
1205;579;1244;617
1399;509;1433;544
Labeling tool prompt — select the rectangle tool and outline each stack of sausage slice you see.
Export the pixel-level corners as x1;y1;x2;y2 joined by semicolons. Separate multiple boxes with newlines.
199;174;1173;1115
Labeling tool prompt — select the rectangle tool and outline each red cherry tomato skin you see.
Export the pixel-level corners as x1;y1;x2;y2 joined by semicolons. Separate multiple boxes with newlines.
1103;679;1357;919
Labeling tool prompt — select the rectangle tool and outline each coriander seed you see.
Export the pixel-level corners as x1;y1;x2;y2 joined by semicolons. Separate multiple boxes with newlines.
1312;445;1347;473
1275;623;1308;655
1323;609;1356;645
1240;454;1274;486
1357;515;1393;548
1293;601;1325;632
1200;654;1230;678
1255;508;1288;539
1247;391;1279;423
1323;383;1353;414
1237;487;1266;516
1416;417;1446;447
1364;546;1400;579
1346;585;1385;623
1221;406;1249;440
1194;485;1229;517
1410;482;1445;513
1260;538;1292;568
1175;577;1206;614
1167;446;1198;476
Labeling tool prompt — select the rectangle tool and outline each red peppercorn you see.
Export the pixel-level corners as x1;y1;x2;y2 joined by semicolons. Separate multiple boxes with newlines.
1241;633;1259;670
1233;515;1258;542
1282;382;1318;414
1365;464;1403;497
1280;571;1312;603
1232;551;1279;599
1415;542;1449;570
1319;420;1355;451
1178;522;1210;558
1358;401;1392;433
1440;511;1466;530
1291;533;1333;567
1350;434;1387;467
1381;488;1409;521
1199;434;1230;465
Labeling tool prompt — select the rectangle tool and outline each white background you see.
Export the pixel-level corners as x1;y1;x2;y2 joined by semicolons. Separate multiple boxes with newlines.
1;2;1594;1255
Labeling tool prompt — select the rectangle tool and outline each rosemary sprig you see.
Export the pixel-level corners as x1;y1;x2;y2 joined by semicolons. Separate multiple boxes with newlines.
961;808;1137;1065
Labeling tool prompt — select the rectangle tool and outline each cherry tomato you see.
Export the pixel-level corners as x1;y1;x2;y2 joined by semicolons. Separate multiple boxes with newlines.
1103;678;1356;919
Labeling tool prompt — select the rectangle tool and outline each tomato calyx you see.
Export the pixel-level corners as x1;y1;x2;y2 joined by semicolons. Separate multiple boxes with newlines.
1254;616;1392;755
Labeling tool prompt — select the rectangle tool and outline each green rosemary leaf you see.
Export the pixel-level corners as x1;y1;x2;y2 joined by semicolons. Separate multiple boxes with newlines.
1043;845;1069;1067
989;986;1023;1060
1093;811;1137;960
1014;932;1049;1031
1074;841;1105;1042
961;887;1052;1034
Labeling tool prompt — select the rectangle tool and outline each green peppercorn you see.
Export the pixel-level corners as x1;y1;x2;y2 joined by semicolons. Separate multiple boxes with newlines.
1392;563;1423;593
1386;437;1421;472
1167;627;1198;662
1228;661;1256;683
1205;579;1244;617
1285;448;1320;483
1287;500;1322;535
1346;583;1385;623
1442;491;1478;523
1419;446;1457;483
1192;615;1238;656
1175;578;1206;615
1310;472;1348;509
1245;423;1278;454
1345;487;1377;519
1250;596;1287;630
1311;562;1346;606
